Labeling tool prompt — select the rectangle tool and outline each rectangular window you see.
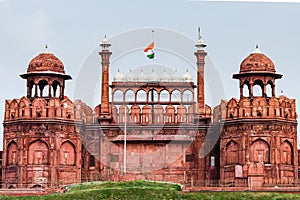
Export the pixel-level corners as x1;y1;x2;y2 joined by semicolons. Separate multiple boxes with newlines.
210;156;215;167
89;155;95;167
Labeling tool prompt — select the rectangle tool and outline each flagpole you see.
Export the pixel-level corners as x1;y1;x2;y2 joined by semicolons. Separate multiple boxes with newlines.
124;106;127;175
152;29;155;71
151;29;155;123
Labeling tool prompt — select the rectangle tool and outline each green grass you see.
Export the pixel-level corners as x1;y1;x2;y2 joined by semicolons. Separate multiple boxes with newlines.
0;181;300;199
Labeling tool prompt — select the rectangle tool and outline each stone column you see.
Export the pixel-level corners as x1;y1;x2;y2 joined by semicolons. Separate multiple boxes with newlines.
194;48;207;115
99;37;112;115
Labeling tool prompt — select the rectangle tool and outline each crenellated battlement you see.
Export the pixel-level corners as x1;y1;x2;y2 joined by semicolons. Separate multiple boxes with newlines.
213;96;297;123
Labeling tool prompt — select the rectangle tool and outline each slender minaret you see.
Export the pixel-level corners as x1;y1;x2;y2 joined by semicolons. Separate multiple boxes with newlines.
99;36;112;118
194;28;207;116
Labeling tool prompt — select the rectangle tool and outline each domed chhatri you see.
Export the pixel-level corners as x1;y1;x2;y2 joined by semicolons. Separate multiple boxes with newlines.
239;46;275;74
125;69;135;81
148;69;159;82
171;69;181;82
182;69;193;82
114;69;124;81
137;69;147;82
160;69;170;82
27;46;65;74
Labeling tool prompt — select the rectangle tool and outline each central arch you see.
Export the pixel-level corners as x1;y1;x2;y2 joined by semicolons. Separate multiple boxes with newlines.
250;139;270;163
28;140;49;165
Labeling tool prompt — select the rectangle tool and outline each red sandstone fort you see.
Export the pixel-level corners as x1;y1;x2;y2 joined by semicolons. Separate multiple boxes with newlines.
2;35;298;190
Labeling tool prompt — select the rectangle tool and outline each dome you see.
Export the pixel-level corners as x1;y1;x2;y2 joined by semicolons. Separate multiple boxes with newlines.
171;69;181;82
148;69;159;82
102;36;109;44
137;69;147;82
28;50;65;74
114;69;124;81
240;47;275;73
160;69;170;82
182;69;193;82
125;69;135;81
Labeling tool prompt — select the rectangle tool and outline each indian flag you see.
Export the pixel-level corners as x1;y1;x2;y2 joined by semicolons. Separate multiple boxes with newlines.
144;42;155;59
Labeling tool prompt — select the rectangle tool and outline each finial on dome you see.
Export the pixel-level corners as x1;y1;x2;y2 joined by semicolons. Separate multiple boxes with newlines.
195;27;206;49
43;44;51;54
114;69;124;81
100;35;111;50
253;44;262;54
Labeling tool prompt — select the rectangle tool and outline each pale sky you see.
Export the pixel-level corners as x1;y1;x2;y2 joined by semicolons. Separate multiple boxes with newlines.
1;0;300;150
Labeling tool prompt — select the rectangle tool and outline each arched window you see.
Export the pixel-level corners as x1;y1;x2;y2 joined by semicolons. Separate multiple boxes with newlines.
160;90;169;102
52;80;61;97
242;84;249;97
171;90;181;102
266;80;273;97
253;80;264;97
113;90;123;102
136;90;147;102
125;90;134;102
28;140;49;165
250;139;270;163
182;90;193;102
226;141;239;165
60;141;76;165
29;80;35;98
280;141;293;165
148;90;158;102
38;80;49;97
89;155;95;167
7;141;18;165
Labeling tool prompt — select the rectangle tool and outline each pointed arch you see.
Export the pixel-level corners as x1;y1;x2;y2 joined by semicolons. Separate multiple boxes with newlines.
19;97;31;117
9;99;20;119
160;90;170;102
124;89;134;102
28;140;49;165
113;90;123;102
148;89;158;102
60;141;76;166
242;80;250;97
38;79;49;97
226;140;239;165
182;89;193;102
250;139;270;163
52;80;61;97
280;140;293;165
266;80;274;97
253;79;264;97
227;98;238;118
7;141;18;165
171;89;181;102
136;89;147;102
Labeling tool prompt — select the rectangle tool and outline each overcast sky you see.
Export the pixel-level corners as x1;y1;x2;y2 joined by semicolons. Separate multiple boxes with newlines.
0;0;300;150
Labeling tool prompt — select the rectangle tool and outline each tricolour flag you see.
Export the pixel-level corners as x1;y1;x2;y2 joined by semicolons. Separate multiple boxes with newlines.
144;42;155;59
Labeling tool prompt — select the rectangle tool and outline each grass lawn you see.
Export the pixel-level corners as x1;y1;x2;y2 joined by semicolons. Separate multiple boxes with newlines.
0;180;300;199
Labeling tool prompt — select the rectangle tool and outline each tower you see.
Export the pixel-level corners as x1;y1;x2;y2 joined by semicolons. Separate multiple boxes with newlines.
20;46;71;99
3;47;82;188
98;36;112;122
215;46;298;188
232;45;282;98
194;30;207;118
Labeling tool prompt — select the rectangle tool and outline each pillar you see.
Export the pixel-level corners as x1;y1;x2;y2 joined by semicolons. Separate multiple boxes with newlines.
194;39;207;115
99;37;112;115
35;84;38;97
48;83;52;98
